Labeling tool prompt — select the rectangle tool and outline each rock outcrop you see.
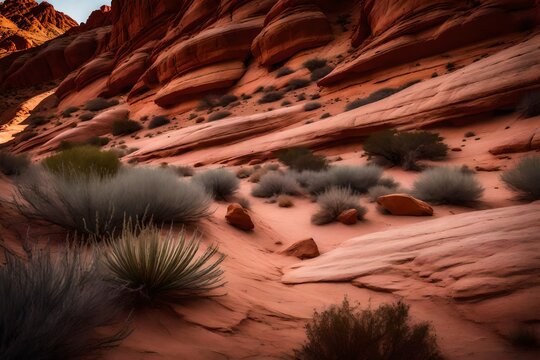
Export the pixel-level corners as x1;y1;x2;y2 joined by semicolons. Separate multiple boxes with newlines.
225;203;255;231
377;194;433;216
280;238;320;259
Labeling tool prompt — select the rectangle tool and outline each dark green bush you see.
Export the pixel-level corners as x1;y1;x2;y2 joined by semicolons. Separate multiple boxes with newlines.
310;65;333;81
112;119;142;136
103;225;225;304
311;187;367;225
363;130;448;170
285;78;311;91
148;116;170;129
0;246;128;359
0;151;30;176
85;97;119;111
296;298;442;359
276;67;294;78
413;166;484;205
208;111;232;121
258;91;284;104
303;58;327;72
43;145;120;178
61;106;79;118
501;156;540;200
516;91;540;118
79;112;95;121
276;147;328;172
192;168;239;200
304;102;321;111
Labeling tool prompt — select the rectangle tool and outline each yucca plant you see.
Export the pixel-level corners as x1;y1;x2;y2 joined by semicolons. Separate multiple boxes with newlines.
103;225;225;304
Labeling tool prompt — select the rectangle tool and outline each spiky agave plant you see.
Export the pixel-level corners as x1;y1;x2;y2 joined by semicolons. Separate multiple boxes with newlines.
103;225;225;304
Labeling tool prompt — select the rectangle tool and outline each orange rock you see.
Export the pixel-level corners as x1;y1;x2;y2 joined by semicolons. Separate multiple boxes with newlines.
337;209;358;225
377;194;433;216
280;238;319;259
225;203;254;231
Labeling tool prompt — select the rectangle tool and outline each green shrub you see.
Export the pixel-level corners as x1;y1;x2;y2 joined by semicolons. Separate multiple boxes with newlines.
276;147;328;172
311;187;366;225
303;58;327;72
148;115;170;129
85;97;118;111
43;145;120;178
501;156;540;200
276;67;294;78
413;166;484;205
79;112;95;121
310;65;333;81
15;167;211;237
296;298;442;359
304;102;321;111
251;172;301;198
61;106;80;118
112;119;142;136
208;111;232;121
0;151;30;176
258;91;284;104
103;225;225;304
192;168;239;200
0;246;128;359
516;91;540;118
363;130;448;170
285;78;311;91
308;165;382;195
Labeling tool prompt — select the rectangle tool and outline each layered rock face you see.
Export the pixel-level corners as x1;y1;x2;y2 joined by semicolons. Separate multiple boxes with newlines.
0;0;77;54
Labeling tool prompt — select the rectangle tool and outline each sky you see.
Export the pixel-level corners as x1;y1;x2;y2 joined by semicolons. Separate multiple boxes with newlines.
37;0;111;24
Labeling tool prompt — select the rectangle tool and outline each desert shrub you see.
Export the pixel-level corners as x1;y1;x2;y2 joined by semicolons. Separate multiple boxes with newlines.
276;147;328;172
501;156;540;200
249;164;280;183
276;67;294;78
345;88;399;111
277;195;294;208
516;91;540;118
0;151;30;176
27;115;48;127
304;102;322;111
251;172;301;198
87;136;110;147
258;91;284;104
85;97;118;111
264;86;277;93
296;298;442;360
208;111;232;121
413;166;484;205
15;167;211;237
311;187;367;225
59;137;111;151
236;167;253;179
0;246;128;359
285;78;311;91
297;93;306;101
112;119;142;136
103;225;225;304
509;326;539;349
363;130;448;170
303;58;327;72
43;145;120;179
289;170;319;188
192;168;239;200
308;165;383;195
217;94;238;107
464;131;475;138
253;86;264;94
148;115;170;129
61;106;80;118
311;94;321;100
310;65;333;81
281;100;292;106
79;112;95;121
320;113;331;119
446;62;456;72
377;176;399;189
196;94;220;110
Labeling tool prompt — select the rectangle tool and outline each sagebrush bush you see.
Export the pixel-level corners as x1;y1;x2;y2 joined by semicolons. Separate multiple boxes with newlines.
148;115;170;129
217;94;238;107
413;166;484;205
285;78;311;91
249;163;280;183
290;170;319;188
251;172;301;198
345;81;420;112
303;58;327;72
501;156;540;200
15;167;211;237
276;147;328;172
61;106;79;118
276;67;294;78
112;119;142;136
0;151;30;176
208;111;232;121
363;130;448;170
311;187;366;225
310;65;333;81
377;176;399;189
258;91;284;104
103;225;225;304
308;165;383;195
517;91;540;118
304;102;322;111
79;112;94;121
85;97;118;111
296;298;442;360
320;113;331;119
43;145;120;178
0;246;128;359
192;168;239;200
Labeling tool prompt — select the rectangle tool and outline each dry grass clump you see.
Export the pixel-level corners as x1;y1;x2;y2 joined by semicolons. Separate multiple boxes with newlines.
296;298;442;360
103;225;225;304
308;165;382;195
192;168;239;200
249;163;280;183
0;151;30;176
311;187;366;225
251;172;301;198
43;145;120;179
277;195;294;208
501;156;540;200
345;81;420;112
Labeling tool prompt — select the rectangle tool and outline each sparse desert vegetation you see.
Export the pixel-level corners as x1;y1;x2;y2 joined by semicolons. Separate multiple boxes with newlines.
192;168;239;200
84;97;119;111
311;187;367;225
0;151;30;176
251;172;301;198
148;115;170;129
112;119;142;136
43;145;120;178
501;156;540;200
276;147;328;172
308;165;383;195
258;91;284;104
